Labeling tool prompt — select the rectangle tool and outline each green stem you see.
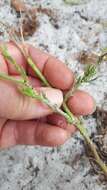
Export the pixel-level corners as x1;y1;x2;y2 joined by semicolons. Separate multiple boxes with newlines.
27;57;51;87
20;78;107;178
20;85;74;124
27;56;107;178
62;101;75;123
0;73;25;84
63;101;107;177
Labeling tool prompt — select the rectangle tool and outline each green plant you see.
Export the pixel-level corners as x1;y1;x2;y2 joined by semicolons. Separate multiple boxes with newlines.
0;44;107;179
64;64;97;101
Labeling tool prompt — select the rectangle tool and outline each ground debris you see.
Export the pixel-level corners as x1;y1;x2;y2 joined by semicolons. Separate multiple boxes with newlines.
11;0;58;22
11;0;38;37
95;94;107;130
19;9;39;37
17;7;58;38
87;96;107;180
76;50;99;64
94;99;107;159
11;0;28;12
11;0;58;37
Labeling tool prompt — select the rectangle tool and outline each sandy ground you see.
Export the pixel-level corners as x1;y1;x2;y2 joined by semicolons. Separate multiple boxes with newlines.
0;0;107;189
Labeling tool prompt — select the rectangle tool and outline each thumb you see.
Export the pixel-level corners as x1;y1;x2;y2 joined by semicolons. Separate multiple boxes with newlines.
0;80;63;120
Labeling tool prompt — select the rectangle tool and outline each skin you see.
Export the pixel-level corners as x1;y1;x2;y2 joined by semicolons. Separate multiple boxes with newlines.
0;42;95;149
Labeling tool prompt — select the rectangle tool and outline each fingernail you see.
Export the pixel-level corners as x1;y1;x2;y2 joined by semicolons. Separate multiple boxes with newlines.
40;87;63;108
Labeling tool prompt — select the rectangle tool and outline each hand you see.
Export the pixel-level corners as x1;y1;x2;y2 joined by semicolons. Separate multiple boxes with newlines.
0;42;95;148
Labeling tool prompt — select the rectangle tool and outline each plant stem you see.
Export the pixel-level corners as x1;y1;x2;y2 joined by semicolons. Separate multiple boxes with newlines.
62;101;76;122
25;55;107;178
0;73;25;84
63;102;107;177
27;57;51;87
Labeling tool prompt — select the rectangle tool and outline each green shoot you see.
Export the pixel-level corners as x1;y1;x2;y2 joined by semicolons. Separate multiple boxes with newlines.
64;64;97;102
76;64;97;88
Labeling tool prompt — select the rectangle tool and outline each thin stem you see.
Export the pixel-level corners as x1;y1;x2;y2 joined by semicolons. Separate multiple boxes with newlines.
62;101;76;123
20;85;74;124
27;57;51;87
26;55;107;178
20;82;107;178
0;73;25;84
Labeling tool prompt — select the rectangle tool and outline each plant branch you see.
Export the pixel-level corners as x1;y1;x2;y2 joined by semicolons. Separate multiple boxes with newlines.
0;73;25;84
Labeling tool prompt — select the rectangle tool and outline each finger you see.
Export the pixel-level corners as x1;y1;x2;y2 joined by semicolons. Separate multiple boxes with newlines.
67;90;95;116
0;120;70;148
47;113;76;134
0;80;63;120
1;42;74;90
29;45;74;90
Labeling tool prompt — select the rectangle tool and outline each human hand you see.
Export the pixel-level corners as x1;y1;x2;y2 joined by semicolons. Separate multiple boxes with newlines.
0;42;95;148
